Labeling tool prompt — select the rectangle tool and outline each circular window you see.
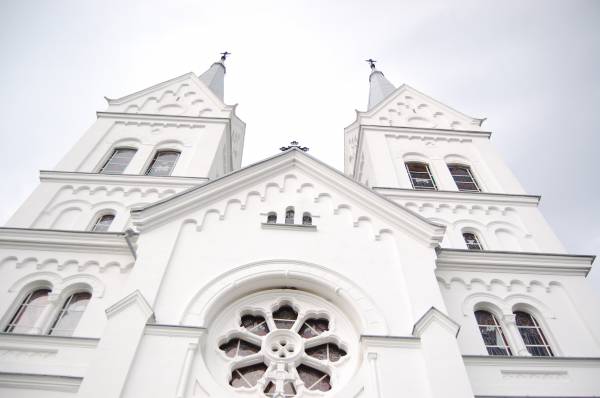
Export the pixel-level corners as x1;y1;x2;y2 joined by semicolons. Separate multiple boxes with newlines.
206;290;357;396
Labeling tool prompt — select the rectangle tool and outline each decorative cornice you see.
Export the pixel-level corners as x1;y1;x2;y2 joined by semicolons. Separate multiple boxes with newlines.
435;248;595;276
97;111;231;125
0;227;134;255
0;372;82;392
106;290;154;321
348;124;492;139
144;324;206;338
373;187;541;206
412;306;460;338
360;334;421;348
261;223;317;232
39;170;208;187
0;332;99;348
131;149;446;247
463;354;600;368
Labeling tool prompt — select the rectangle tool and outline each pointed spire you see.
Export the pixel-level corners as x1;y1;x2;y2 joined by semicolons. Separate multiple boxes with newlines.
198;52;230;101
366;59;395;110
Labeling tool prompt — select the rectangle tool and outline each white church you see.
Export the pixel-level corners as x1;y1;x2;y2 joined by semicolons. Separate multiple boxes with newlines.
0;54;598;398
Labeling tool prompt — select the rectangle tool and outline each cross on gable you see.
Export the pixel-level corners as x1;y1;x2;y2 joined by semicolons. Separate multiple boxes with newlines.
280;141;309;152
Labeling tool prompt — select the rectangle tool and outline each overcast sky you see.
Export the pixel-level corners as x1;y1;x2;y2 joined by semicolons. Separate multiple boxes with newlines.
0;0;598;287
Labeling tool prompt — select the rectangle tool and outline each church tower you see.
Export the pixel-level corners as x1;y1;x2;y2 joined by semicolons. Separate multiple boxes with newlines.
0;57;598;398
6;53;245;232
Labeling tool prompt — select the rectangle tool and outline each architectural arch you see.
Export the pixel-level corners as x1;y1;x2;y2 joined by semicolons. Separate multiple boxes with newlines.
180;259;389;335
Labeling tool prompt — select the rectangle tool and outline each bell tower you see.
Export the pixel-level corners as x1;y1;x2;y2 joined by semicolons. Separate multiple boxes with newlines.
344;61;565;253
6;55;245;232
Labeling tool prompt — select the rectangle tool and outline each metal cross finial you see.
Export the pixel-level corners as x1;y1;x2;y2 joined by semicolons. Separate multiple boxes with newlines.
365;58;377;70
220;51;231;61
280;141;309;152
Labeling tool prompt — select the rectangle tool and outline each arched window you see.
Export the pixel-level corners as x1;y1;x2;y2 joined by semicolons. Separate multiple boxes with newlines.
302;212;312;226
145;150;180;176
285;207;295;224
474;310;512;356
514;311;553;356
448;164;480;192
100;148;136;174
267;212;277;224
405;162;437;190
463;232;483;250
91;214;115;232
48;292;91;336
4;289;51;333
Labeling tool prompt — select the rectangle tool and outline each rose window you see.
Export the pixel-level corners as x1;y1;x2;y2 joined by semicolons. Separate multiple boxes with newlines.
208;291;356;397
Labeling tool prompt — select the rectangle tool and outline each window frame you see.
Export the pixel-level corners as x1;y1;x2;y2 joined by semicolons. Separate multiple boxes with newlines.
98;147;137;175
405;162;438;191
90;213;115;232
285;207;295;225
47;291;92;337
144;149;181;177
474;309;512;356
463;231;484;250
447;163;481;192
514;311;554;357
266;212;277;224
3;287;52;334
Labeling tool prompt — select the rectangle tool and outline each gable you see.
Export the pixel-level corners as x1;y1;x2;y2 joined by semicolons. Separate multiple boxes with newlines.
104;73;232;118
355;84;484;131
131;150;445;247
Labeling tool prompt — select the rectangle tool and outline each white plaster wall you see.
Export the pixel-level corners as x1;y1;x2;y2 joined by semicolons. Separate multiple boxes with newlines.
437;271;600;357
6;175;200;231
378;193;566;253
0;245;133;339
55;117;229;178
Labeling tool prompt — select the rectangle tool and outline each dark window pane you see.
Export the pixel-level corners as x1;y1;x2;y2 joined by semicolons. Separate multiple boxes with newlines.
238;340;261;356
92;214;114;232
5;289;51;333
514;311;553;357
475;310;511;356
146;151;180;176
463;233;483;250
230;363;267;388
306;343;346;362
285;208;295;224
448;165;480;192
299;318;329;338
267;213;277;224
219;339;239;358
305;345;328;360
241;314;269;336
302;213;312;226
406;162;437;190
273;305;298;329
49;292;91;336
297;365;331;392
100;148;136;174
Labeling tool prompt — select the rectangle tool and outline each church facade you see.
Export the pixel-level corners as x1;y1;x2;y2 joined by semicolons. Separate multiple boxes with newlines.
0;56;598;398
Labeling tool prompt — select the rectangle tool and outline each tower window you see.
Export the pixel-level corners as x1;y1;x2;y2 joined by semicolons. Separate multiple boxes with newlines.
463;232;483;250
4;289;51;333
514;311;553;356
474;310;512;356
285;207;295;224
302;212;312;226
266;212;277;224
145;150;180;176
91;214;115;232
448;164;480;192
100;148;136;174
405;162;437;190
48;292;91;337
